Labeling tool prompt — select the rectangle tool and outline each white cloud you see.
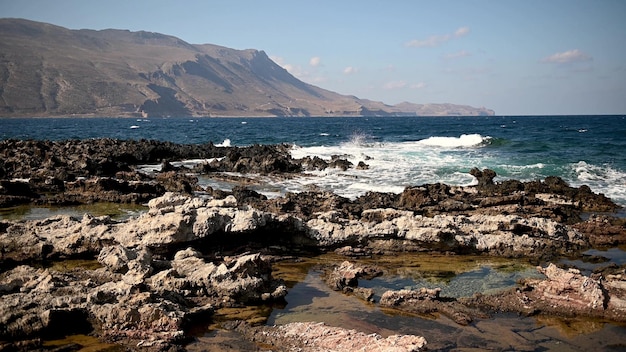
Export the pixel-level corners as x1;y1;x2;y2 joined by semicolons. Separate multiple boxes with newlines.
309;56;321;67
270;55;286;66
541;49;592;64
383;81;407;90
269;55;327;83
271;55;305;76
405;26;470;48
343;66;358;75
443;50;472;60
383;81;427;90
455;27;470;37
410;82;427;89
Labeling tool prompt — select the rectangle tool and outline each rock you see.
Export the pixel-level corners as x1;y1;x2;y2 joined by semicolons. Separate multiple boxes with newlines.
1;248;285;350
329;157;353;171
0;214;114;265
573;215;626;246
232;321;427;352
380;288;477;326
324;261;382;291
470;167;496;187
149;250;286;304
0;265;93;341
306;209;586;258
97;245;138;273
463;263;626;322
299;155;330;171
113;192;276;249
533;263;606;310
356;161;369;170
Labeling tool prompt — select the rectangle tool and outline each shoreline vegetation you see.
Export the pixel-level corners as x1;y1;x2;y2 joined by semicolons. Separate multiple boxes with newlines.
1;138;626;351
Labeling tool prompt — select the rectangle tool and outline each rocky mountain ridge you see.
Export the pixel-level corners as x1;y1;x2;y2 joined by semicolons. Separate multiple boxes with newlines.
0;18;495;117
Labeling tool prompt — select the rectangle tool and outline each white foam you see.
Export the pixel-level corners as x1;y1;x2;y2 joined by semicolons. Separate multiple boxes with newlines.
417;133;487;148
136;158;223;174
216;139;231;147
288;138;490;199
571;161;626;204
189;136;625;206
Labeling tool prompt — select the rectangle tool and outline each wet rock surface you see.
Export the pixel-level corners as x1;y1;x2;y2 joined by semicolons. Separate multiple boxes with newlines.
1;139;625;351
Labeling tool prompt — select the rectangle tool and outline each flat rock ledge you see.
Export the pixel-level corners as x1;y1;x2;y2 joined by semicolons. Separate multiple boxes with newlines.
228;321;427;352
1;192;591;266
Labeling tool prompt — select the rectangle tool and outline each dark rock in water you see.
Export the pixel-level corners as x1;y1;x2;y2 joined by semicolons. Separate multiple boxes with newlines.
323;261;382;292
380;288;481;326
210;144;302;174
470;167;496;187
155;171;199;194
232;186;268;205
299;155;329;170
329;157;353;171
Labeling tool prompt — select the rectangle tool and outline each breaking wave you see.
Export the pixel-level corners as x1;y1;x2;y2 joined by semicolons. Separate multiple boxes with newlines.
417;134;490;148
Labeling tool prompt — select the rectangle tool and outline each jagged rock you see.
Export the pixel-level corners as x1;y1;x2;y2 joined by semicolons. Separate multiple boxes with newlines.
299;155;329;170
463;263;626;322
150;249;286;304
306;209;586;258
0;214;114;264
470;167;497;187
329;157;353;171
573;215;626;246
532;263;606;310
113;192;276;249
0;247;285;350
324;261;382;291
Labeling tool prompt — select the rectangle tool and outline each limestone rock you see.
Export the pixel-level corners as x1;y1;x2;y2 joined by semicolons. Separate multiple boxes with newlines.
533;263;606;310
306;209;586;258
235;321;427;352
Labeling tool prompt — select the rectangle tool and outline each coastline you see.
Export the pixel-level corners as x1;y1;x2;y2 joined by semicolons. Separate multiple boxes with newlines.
1;138;625;351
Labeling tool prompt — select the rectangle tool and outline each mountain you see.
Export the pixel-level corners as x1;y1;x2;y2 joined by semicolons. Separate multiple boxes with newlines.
0;19;495;117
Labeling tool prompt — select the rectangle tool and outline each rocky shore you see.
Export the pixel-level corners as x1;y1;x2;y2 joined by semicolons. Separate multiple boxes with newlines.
1;138;625;351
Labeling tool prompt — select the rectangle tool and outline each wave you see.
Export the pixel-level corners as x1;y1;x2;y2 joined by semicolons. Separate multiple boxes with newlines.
571;161;626;205
289;139;626;205
342;131;377;147
216;139;231;147
417;134;490;148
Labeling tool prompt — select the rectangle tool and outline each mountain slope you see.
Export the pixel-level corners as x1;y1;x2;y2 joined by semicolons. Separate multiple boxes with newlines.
0;19;494;117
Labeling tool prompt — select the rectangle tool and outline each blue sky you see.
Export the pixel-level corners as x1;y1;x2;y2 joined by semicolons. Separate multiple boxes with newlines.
2;0;625;115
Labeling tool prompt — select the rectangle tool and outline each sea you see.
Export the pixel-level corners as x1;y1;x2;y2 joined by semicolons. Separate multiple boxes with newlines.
1;115;625;206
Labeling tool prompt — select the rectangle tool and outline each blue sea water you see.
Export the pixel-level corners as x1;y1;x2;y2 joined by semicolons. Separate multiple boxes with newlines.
1;115;625;205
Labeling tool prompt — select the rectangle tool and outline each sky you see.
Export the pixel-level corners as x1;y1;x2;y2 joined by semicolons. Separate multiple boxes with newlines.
1;0;625;115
